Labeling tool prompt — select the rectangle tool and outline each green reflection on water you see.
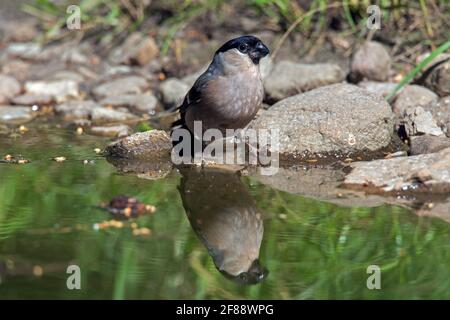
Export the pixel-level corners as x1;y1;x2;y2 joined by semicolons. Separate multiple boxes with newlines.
0;128;449;299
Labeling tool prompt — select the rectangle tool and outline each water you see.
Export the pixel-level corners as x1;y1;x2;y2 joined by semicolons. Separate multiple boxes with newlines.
0;127;449;299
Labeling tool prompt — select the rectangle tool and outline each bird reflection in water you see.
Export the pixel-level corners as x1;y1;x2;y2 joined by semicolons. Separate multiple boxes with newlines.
178;167;268;285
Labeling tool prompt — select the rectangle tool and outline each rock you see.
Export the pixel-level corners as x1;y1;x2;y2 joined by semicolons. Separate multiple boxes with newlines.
1;59;31;81
250;83;395;159
0;19;37;42
350;41;391;82
54;100;100;121
4;42;42;60
11;94;53;106
24;80;80;103
252;165;345;199
99;93;158;115
109;33;159;66
358;81;398;98
423;96;450;136
393;85;438;117
55;100;137;124
410;135;450;155
104;130;172;158
0;75;21;104
90;107;137;124
61;49;90;65
263;61;345;101
421;55;450;97
92;76;148;99
0;106;36;124
106;155;173;180
403;106;443;137
47;70;85;83
343;147;450;193
159;78;189;107
90;125;131;138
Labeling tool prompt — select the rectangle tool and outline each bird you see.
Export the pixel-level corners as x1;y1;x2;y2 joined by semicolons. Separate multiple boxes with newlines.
171;35;270;154
178;167;268;285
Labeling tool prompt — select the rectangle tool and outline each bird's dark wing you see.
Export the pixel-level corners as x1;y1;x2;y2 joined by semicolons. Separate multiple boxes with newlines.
171;63;220;130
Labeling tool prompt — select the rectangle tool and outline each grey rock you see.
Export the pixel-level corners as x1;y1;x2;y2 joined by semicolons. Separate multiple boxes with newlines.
54;100;137;124
1;59;31;81
109;33;158;66
393;85;438;117
24;80;80;103
99;93;158;115
106;155;173;180
423;96;450;136
90;107;137;124
54;100;100;121
343;147;450;193
403;106;443;136
0;106;36;124
358;81;398;98
253;166;345;199
92;76;148;99
90;125;131;138
4;42;42;60
350;41;391;81
47;70;85;83
0;75;21;104
250;83;395;158
410;135;450;155
11;94;53;106
422;55;450;97
0;19;37;43
263;60;345;101
159;78;189;107
104;130;172;159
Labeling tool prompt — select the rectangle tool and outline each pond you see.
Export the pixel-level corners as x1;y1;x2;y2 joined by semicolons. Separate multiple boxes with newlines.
0;127;449;299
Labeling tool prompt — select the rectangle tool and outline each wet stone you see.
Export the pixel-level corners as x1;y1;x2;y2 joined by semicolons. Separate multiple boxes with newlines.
263;61;345;102
11;94;53;106
92;76;148;99
104;130;172;159
350;41;391;82
159;78;189;107
90;125;132;138
343;147;450;194
0;106;36;124
0;75;21;104
24;80;80;103
99;93;158;115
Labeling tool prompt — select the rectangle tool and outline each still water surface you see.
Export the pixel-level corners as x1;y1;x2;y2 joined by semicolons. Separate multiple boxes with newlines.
0;128;449;299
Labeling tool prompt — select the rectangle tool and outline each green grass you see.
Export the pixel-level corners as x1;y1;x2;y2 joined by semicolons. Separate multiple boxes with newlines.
386;40;450;102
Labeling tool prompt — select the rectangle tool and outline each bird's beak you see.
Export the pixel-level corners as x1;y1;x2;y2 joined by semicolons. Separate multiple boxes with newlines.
249;42;270;63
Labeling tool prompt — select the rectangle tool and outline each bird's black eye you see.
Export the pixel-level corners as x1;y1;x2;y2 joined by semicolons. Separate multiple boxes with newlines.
238;43;248;53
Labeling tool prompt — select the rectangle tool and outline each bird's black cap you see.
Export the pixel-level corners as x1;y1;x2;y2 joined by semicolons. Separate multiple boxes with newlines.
216;35;270;64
